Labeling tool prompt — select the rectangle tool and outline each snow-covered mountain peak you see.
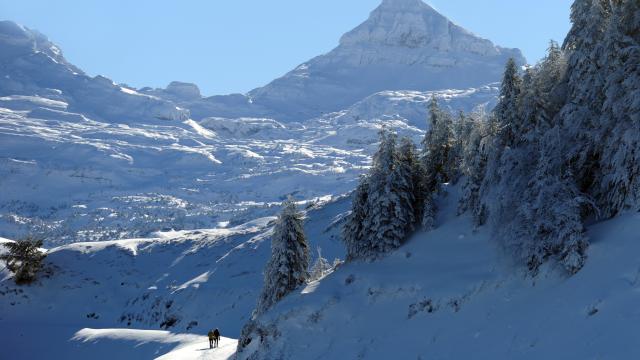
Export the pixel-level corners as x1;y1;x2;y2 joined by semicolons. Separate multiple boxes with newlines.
0;20;67;63
379;0;426;7
340;0;500;55
245;0;524;121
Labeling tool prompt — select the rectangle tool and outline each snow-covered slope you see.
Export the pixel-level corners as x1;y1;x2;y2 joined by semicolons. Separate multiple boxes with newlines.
4;183;640;359
237;185;640;360
0;195;350;359
0;81;498;246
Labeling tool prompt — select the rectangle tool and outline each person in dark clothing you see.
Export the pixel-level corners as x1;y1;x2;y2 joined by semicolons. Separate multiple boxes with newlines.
213;328;220;348
208;329;215;349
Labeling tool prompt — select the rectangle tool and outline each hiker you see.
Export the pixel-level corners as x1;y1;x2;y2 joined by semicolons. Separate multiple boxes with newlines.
213;328;221;348
208;329;215;349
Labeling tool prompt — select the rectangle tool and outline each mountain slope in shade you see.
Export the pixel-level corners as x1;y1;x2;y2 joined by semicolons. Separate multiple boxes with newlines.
245;0;525;121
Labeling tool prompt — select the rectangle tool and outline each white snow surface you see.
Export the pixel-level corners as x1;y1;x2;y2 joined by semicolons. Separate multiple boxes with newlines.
0;194;350;359
237;185;640;360
0;84;496;246
2;184;640;359
73;329;236;360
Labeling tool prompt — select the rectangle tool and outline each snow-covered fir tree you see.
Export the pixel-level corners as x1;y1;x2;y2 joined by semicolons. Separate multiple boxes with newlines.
503;126;589;275
560;0;611;201
598;0;640;217
458;112;490;227
343;129;418;261
362;129;410;257
419;97;459;229
479;58;523;225
422;97;456;191
451;111;473;183
396;137;422;229
528;128;589;274
254;198;310;315
342;175;371;261
494;58;523;148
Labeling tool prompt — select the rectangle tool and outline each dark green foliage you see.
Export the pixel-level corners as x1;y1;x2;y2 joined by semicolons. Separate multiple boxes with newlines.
1;236;47;285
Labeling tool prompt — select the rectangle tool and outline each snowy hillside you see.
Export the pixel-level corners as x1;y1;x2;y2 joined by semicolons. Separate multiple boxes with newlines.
237;185;640;360
4;184;640;359
0;195;350;359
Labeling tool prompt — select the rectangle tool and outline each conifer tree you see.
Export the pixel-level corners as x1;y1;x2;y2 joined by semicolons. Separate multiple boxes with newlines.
422;97;456;193
494;58;523;147
1;236;47;285
255;198;309;315
598;0;640;216
515;127;589;274
397;137;422;228
458;113;489;226
363;129;409;257
480;59;523;223
343;175;371;261
344;129;417;261
560;0;611;197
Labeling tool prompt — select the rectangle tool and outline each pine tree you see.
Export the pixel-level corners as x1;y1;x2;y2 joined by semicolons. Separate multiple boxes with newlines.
419;98;454;229
480;59;523;224
422;97;455;191
255;198;310;315
344;129;417;261
598;0;640;216
450;111;472;184
458;113;490;226
560;0;611;199
342;175;371;261
363;129;410;257
1;236;47;285
494;58;523;147
517;127;589;275
396;137;421;228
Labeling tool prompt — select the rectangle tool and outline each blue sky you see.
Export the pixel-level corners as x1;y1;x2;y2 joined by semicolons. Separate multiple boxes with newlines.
0;0;573;96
